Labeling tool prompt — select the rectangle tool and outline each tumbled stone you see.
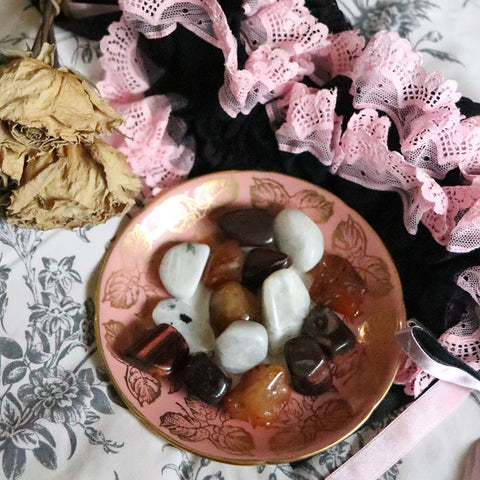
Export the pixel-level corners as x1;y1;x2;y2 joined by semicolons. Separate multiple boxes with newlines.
152;298;215;353
273;209;324;272
202;239;243;289
309;253;367;319
209;281;261;334
242;247;292;291
302;305;357;357
178;352;231;405
261;268;311;355
284;335;332;395
223;363;291;427
214;320;268;374
122;323;189;376
218;208;275;246
159;243;210;299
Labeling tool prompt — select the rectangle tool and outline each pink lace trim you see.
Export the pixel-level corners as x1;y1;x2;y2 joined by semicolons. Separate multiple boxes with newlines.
99;1;480;253
98;17;194;192
396;267;480;397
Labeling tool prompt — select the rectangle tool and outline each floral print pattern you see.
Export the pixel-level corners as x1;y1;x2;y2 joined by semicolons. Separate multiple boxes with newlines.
0;218;123;479
0;0;479;479
338;0;462;63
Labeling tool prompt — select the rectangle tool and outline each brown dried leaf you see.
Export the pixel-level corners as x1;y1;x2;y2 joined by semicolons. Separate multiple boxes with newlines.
0;121;27;182
6;140;141;230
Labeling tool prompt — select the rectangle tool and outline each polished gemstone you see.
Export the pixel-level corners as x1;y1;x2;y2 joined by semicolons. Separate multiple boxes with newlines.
202;239;243;289
223;364;291;427
309;253;367;319
218;207;275;246
262;268;311;354
242;247;292;291
273;208;324;272
284;335;332;395
122;323;189;376
159;242;210;299
302;304;357;356
214;320;268;374
178;352;231;405
209;281;261;334
152;298;215;353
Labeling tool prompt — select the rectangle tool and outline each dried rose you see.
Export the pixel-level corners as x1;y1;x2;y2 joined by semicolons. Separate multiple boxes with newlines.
0;54;122;144
0;45;141;230
7;139;140;230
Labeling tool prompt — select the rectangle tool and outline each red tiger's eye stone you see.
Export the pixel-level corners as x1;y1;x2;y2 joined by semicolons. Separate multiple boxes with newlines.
284;335;332;395
302;305;357;357
178;352;231;405
122;323;189;376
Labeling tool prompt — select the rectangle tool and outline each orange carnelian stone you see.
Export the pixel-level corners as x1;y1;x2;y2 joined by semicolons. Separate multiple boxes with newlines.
209;281;261;335
223;364;291;427
309;253;367;319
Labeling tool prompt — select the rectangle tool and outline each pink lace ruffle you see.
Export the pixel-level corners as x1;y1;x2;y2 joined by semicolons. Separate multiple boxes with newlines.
221;0;330;116
98;17;194;191
99;0;480;253
396;268;480;397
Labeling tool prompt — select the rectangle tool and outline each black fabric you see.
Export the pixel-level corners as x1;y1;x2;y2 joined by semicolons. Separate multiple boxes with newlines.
306;0;353;33
55;12;122;41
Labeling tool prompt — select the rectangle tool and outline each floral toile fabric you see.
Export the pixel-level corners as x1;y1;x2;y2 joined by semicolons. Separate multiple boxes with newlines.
1;1;480;480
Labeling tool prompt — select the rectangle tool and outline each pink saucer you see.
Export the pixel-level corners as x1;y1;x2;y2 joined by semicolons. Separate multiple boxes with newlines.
95;171;406;464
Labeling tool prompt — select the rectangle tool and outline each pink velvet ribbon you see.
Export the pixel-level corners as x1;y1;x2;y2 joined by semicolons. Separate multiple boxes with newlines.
325;381;472;480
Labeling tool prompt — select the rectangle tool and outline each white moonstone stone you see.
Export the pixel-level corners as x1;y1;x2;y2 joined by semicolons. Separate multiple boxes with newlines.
159;243;210;299
152;298;215;353
215;320;268;374
262;268;311;354
273;209;324;272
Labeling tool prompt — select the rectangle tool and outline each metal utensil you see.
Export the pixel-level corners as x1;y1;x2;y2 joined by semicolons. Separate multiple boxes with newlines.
396;319;480;391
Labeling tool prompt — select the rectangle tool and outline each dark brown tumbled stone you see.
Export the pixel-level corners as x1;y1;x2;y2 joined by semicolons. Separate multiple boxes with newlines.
242;247;292;290
302;305;356;357
218;208;275;247
178;352;231;405
284;335;332;396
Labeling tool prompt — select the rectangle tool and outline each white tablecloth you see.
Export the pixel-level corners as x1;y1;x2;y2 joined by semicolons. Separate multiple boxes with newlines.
1;1;479;479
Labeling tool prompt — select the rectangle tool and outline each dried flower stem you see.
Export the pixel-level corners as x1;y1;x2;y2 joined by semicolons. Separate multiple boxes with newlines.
32;0;61;66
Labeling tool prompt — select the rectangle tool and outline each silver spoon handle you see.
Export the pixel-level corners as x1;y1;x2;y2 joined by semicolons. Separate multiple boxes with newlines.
396;319;480;392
